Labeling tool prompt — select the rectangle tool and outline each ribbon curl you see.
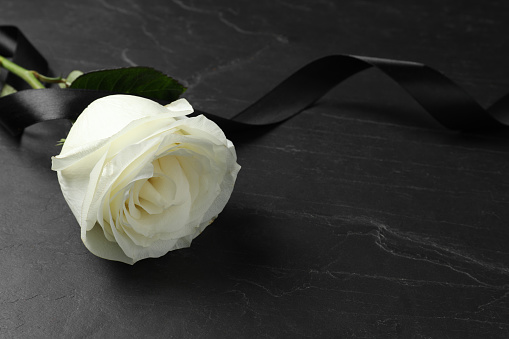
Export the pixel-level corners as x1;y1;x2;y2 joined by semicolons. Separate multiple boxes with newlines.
0;26;508;136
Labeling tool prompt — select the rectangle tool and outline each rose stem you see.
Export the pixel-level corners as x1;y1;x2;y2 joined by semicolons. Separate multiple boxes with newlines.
0;55;45;89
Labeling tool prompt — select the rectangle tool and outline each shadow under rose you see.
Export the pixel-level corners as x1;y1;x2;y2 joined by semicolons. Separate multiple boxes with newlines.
99;205;284;296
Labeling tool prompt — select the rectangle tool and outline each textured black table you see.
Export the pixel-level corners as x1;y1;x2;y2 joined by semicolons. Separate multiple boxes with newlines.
2;1;509;337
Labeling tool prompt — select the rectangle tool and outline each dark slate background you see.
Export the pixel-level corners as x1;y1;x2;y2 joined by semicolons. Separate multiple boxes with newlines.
1;0;509;337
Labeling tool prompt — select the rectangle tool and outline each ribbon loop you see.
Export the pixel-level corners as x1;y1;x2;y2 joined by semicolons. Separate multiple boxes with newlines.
0;26;48;92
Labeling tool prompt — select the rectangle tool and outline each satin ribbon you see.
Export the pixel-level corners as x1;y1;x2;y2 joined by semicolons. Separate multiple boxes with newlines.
1;25;508;136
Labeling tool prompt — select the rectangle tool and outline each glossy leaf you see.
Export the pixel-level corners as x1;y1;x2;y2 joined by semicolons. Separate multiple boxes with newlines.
70;67;186;101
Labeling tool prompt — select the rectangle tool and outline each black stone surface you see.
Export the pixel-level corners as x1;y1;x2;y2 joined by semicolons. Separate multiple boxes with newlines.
1;1;509;337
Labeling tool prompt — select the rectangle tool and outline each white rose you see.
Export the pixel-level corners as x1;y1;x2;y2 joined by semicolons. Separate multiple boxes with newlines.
51;94;241;264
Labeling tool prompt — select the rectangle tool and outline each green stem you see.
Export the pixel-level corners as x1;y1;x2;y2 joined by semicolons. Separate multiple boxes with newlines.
0;55;45;89
33;72;66;85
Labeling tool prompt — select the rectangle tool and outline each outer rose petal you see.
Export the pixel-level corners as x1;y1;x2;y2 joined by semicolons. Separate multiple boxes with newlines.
61;95;193;153
52;94;240;264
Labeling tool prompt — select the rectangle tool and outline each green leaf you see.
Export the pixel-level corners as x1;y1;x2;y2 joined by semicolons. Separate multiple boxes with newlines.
70;67;186;101
59;70;84;88
0;83;17;97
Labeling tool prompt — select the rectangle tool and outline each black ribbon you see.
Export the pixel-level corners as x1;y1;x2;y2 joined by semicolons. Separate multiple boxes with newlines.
1;25;508;136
